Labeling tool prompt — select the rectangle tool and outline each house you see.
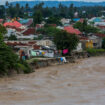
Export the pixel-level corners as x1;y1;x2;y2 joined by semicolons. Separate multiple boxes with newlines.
73;18;80;22
61;18;71;25
18;18;33;26
87;33;105;48
5;40;41;57
88;17;102;23
36;40;54;47
5;28;16;37
21;28;37;40
64;26;82;35
73;42;83;52
36;24;44;30
97;25;105;31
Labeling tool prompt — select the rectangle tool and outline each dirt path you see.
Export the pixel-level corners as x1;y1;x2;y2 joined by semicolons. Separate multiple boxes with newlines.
0;57;105;105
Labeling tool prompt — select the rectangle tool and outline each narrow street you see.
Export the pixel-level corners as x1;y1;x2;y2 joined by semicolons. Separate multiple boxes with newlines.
0;57;105;105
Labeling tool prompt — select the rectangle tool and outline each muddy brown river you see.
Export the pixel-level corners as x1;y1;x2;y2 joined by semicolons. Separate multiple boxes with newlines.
0;57;105;105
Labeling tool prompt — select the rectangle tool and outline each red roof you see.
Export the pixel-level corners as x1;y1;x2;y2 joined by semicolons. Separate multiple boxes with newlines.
4;21;22;28
97;26;105;29
64;26;82;35
6;42;28;46
33;45;40;50
95;33;105;38
28;41;36;45
6;41;40;50
22;28;36;36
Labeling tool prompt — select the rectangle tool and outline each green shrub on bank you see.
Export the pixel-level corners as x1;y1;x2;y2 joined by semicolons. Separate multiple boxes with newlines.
0;33;33;76
86;48;105;56
19;60;33;74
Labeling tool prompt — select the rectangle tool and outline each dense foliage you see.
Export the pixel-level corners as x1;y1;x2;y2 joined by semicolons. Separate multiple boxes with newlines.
54;30;79;54
8;35;17;40
33;10;43;25
0;2;105;19
0;32;32;76
0;24;7;35
45;17;62;25
37;26;61;37
86;48;105;56
102;37;105;49
73;21;99;34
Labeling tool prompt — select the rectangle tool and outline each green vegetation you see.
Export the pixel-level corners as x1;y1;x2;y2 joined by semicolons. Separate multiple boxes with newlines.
54;30;79;55
37;26;61;37
33;35;43;40
8;35;17;40
0;32;32;76
0;2;104;19
86;48;105;56
102;37;105;49
0;25;7;35
45;16;62;25
33;10;43;25
73;20;99;34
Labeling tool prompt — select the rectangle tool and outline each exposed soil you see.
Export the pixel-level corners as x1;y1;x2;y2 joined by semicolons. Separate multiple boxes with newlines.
0;57;105;105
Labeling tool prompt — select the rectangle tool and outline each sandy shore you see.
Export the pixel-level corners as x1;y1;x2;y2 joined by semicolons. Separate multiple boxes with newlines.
0;57;105;105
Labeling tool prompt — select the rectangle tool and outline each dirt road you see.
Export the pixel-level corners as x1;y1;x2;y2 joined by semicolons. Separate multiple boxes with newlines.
0;57;105;105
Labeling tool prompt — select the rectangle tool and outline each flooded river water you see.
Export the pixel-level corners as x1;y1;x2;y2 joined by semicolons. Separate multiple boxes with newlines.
0;57;105;105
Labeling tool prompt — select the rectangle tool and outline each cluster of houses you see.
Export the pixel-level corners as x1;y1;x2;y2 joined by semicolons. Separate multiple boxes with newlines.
1;16;105;59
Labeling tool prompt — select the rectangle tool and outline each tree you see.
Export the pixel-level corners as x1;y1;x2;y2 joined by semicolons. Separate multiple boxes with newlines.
46;16;62;25
54;30;79;54
0;24;7;35
5;1;9;7
15;3;20;17
69;3;74;19
59;3;66;17
25;3;29;11
43;7;52;17
37;26;61;37
33;10;43;25
8;4;17;18
8;35;17;40
0;5;5;18
102;37;105;49
73;21;99;33
0;33;19;75
0;33;32;75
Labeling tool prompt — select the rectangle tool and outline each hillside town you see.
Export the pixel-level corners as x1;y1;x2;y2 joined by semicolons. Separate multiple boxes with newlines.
0;2;105;71
1;16;105;59
1;1;105;105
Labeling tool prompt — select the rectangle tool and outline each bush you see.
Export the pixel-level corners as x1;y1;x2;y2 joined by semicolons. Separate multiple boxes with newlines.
8;35;17;40
19;60;33;74
0;33;33;76
102;37;105;49
86;48;105;56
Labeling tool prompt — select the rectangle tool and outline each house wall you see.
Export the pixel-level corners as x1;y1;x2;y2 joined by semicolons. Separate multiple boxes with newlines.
88;35;102;48
36;40;54;46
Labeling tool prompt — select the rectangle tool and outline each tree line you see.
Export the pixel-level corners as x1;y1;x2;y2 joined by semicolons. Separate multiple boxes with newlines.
0;1;105;19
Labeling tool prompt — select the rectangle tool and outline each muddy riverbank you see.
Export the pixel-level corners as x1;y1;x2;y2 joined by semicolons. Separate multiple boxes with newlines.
0;57;105;105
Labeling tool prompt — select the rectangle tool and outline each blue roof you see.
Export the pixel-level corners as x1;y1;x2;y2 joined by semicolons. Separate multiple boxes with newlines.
73;18;80;22
93;18;102;22
19;19;29;24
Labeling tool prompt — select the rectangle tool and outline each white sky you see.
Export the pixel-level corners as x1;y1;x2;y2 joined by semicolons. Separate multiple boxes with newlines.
1;0;105;5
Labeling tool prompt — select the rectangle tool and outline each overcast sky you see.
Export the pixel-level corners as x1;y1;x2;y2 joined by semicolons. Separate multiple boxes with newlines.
1;0;105;5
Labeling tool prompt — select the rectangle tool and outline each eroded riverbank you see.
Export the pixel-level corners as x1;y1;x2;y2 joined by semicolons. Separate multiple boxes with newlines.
0;57;105;105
